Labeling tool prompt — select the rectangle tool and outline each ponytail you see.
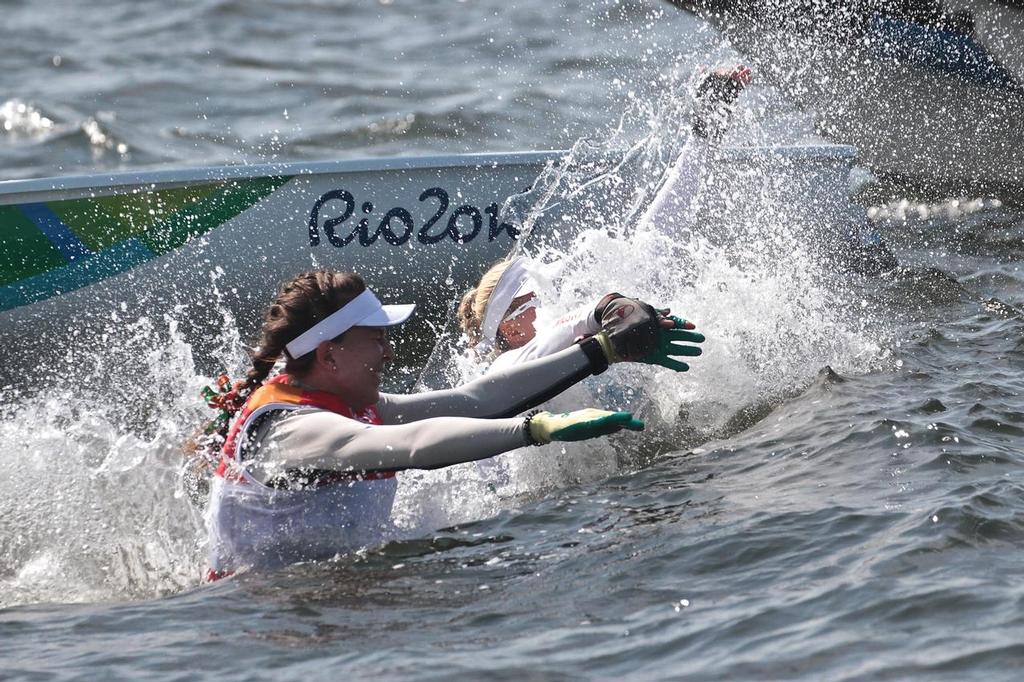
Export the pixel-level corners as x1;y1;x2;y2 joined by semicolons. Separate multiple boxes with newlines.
457;286;482;345
185;270;367;464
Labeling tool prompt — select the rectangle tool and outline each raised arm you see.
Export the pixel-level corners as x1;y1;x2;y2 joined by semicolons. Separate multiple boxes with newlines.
636;135;713;236
638;64;752;236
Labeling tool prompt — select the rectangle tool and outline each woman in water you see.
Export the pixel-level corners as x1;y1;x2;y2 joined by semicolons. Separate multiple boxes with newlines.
203;270;702;578
458;65;751;371
458;256;699;374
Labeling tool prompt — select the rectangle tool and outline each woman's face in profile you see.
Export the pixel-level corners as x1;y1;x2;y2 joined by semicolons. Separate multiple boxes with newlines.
497;293;538;351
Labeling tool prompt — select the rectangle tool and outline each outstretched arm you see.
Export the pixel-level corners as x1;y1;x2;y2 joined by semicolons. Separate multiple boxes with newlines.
379;295;704;424
379;345;597;423
487;305;600;374
258;410;528;475
250;407;643;479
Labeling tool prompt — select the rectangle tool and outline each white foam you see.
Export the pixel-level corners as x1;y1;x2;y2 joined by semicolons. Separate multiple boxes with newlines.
0;64;888;605
399;71;888;531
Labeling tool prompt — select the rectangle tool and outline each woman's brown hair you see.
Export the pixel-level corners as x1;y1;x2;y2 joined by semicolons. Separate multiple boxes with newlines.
242;270;367;394
185;270;366;470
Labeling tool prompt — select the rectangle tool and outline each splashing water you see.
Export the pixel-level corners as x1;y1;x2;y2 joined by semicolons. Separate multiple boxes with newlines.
0;49;891;608
510;68;882;428
0;270;255;608
0;320;210;607
398;70;889;532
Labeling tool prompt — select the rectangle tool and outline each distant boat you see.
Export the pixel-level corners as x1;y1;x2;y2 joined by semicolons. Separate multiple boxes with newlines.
0;144;858;380
672;0;1024;199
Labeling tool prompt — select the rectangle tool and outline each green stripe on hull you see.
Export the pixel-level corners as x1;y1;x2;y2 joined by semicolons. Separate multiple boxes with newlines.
50;184;223;251
140;176;292;255
0;205;67;286
0;238;154;312
0;175;293;313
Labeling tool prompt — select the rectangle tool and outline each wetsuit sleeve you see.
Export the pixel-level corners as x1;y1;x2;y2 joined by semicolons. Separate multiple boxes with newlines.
488;306;600;373
636;136;713;236
377;344;596;423
258;409;528;474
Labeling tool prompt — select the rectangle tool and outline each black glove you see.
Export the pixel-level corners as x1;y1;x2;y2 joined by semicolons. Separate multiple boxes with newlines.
595;295;664;362
579;295;705;372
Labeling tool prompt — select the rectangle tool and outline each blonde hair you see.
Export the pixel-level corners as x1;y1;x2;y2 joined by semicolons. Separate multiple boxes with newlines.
458;258;515;347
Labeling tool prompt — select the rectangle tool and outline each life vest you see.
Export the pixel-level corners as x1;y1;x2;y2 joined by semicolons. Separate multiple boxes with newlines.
204;374;398;580
216;374;393;484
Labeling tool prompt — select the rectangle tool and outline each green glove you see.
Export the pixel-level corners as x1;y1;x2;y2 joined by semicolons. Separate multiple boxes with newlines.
643;315;704;372
527;409;645;445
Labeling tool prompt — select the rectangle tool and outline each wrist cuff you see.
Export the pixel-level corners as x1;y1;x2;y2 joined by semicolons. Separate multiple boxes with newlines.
578;336;610;375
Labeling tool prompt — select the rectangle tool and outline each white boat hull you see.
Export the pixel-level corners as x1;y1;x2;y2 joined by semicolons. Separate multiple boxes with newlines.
0;146;858;380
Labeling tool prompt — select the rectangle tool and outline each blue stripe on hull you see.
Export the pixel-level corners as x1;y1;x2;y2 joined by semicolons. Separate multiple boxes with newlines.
19;202;92;262
0;238;155;313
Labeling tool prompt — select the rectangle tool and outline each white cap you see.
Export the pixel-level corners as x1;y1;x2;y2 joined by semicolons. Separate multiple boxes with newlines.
285;288;415;358
477;256;536;352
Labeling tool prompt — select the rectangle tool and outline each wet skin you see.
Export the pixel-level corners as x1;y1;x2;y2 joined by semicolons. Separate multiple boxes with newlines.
497;293;538;350
296;326;394;411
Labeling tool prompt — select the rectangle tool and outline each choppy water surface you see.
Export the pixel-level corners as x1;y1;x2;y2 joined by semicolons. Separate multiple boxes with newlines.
3;1;1024;680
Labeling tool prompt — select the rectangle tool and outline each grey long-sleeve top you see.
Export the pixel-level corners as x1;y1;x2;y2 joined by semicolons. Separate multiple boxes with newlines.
246;345;595;482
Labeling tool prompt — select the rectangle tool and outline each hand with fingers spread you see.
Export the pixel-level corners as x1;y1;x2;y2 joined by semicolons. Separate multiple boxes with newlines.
525;408;645;445
692;63;753;143
642;313;705;372
581;294;704;372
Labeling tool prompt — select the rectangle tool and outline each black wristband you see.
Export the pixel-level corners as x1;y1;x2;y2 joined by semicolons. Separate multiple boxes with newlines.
577;336;610;375
522;410;542;446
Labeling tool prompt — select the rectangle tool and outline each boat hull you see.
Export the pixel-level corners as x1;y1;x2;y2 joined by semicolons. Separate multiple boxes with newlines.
0;146;857;382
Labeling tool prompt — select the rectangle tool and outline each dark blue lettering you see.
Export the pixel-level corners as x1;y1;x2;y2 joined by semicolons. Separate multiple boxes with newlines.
307;188;356;244
417;187;450;245
311;187;518;248
356;218;378;246
308;189;356;247
378;207;414;246
485;203;520;241
447;205;482;244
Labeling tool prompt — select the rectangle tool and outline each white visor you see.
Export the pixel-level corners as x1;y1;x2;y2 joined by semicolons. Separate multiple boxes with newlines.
477;257;536;352
285;288;415;358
